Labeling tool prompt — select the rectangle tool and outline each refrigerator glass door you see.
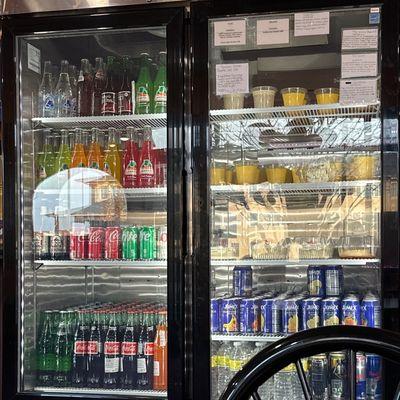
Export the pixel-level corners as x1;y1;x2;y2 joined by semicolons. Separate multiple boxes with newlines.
17;26;169;397
208;7;383;399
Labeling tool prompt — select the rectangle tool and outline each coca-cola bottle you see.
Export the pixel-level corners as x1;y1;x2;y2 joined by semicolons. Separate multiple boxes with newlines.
77;59;93;116
101;56;116;116
91;57;106;116
136;311;154;389
121;311;138;389
87;311;103;388
103;311;120;388
118;56;132;115
71;310;89;387
53;311;72;387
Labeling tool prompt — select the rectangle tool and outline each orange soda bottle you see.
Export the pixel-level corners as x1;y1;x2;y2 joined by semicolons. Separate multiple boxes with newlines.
71;128;87;167
103;127;121;182
153;310;167;390
87;128;103;169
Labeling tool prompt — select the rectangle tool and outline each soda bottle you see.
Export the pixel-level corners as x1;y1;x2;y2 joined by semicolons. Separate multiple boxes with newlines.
101;56;116;116
137;311;154;389
38;60;55;117
155;149;167;188
33;205;52;260
55;60;73;117
53;311;72;387
122;127;139;188
87;311;103;388
50;207;69;260
69;65;78;117
153;310;167;390
136;53;152;114
92;57;106;116
77;59;93;117
51;64;59;92
37;310;56;386
54;130;71;172
87;128;104;170
103;127;121;183
138;126;155;188
71;310;89;387
153;52;167;114
121;311;138;389
37;132;55;184
71;128;87;168
103;311;120;388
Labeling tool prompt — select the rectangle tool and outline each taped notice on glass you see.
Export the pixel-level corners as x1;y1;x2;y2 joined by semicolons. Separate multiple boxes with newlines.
342;28;378;50
215;63;249;96
341;52;378;79
27;44;41;74
214;19;246;46
339;78;378;105
294;11;330;36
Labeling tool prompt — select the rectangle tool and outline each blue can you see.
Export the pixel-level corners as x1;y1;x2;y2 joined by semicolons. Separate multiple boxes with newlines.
240;298;260;333
356;353;367;400
221;298;240;333
342;295;361;326
307;266;326;297
361;294;382;328
301;297;321;331
210;298;221;333
282;298;301;334
325;265;344;297
322;297;341;326
233;266;253;297
366;354;382;400
260;296;283;334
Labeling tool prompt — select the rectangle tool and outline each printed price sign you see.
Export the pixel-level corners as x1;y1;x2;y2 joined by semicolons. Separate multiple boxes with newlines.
214;20;246;46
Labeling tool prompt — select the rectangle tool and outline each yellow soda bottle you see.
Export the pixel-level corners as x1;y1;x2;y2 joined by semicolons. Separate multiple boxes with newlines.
71;128;87;168
103;127;121;182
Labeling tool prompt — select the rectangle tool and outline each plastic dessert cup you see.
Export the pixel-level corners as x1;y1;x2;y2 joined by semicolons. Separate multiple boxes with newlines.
281;87;307;106
266;166;288;183
315;87;339;114
223;93;245;110
210;166;226;185
252;86;277;108
347;155;375;180
235;164;259;184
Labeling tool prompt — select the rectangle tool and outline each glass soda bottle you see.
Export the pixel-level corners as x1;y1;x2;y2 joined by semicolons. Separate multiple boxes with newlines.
103;127;121;183
77;59;93;117
68;65;78;117
38;60;55;117
121;311;138;389
92;57;106;116
101;56;116;116
153;51;167;114
136;53;152;114
138;126;155;188
55;130;71;172
37;310;56;386
137;311;154;390
55;60;73;117
71;310;89;387
103;311;120;389
87;311;103;388
118;56;132;115
87;128;103;169
122;127;139;188
153;310;167;391
37;131;55;185
53;311;72;387
71;128;87;168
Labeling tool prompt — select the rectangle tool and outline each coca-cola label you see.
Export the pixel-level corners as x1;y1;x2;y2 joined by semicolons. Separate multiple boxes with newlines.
74;340;87;355
87;341;99;355
144;342;154;356
101;92;116;114
106;228;120;244
104;341;120;355
121;342;138;356
89;228;104;243
118;91;132;114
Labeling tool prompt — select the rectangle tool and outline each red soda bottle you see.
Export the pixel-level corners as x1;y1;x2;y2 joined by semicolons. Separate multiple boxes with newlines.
138;126;155;188
101;56;116;116
91;57;106;116
77;59;93;117
122;127;139;188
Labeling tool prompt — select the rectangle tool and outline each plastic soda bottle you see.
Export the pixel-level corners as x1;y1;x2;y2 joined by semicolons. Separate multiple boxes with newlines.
153;51;167;113
71;128;87;168
136;53;152;114
122;127;139;188
37;310;56;386
103;127;121;183
55;60;73;117
138;126;155;188
55;130;71;172
153;310;167;390
87;128;104;170
38;60;55;117
53;311;72;387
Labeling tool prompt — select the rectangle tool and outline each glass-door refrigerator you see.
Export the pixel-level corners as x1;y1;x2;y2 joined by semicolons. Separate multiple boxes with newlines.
1;5;185;400
191;1;399;399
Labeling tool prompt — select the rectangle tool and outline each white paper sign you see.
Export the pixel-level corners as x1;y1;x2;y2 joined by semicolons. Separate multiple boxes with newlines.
342;28;378;50
27;44;41;74
339;78;378;104
215;63;249;96
214;19;246;46
256;18;289;45
341;52;378;78
294;12;330;37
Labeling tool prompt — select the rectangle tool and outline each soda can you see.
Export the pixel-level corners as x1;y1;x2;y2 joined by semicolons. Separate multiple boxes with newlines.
361;294;382;328
260;298;273;333
341;295;361;326
366;354;382;400
322;297;341;326
301;297;321;331
157;226;168;260
356;353;367;400
325;265;344;297
233;266;252;297
105;226;122;260
88;226;105;259
329;351;348;400
307;265;325;297
221;298;240;333
122;226;139;260
239;298;260;333
282;298;301;334
210;298;221;333
310;354;329;400
139;226;156;260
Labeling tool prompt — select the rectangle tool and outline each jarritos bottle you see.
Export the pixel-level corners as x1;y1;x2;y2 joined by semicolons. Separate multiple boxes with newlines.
153;51;167;114
122;127;139;188
118;56;133;116
37;310;56;386
121;311;138;389
55;129;71;172
136;311;154;390
101;56;116;116
103;127;121;183
136;53;152;114
87;128;104;170
103;311;120;388
153;310;168;390
138;126;155;188
71;128;87;168
71;310;89;387
77;58;93;117
87;311;103;388
92;57;106;116
37;131;55;184
53;311;72;387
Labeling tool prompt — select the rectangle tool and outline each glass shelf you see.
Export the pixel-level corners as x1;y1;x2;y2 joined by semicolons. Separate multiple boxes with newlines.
34;387;167;397
211;333;286;342
210;259;380;267
33;260;167;267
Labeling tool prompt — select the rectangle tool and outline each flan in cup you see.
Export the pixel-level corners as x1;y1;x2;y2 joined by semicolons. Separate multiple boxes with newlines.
252;86;277;108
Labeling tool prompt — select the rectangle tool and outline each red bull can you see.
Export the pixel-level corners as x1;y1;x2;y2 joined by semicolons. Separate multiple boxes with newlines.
366;354;382;400
301;297;321;331
221;298;240;333
239;298;260;333
307;265;325;297
210;298;221;333
322;297;341;326
325;265;344;297
361;294;381;328
356;353;367;400
233;266;252;297
282;298;301;334
341;295;361;326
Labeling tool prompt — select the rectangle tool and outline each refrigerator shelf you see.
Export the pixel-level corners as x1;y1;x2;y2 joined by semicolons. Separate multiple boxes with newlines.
209;102;380;124
33;260;167;267
211;259;380;267
211;333;286;342
31;113;167;130
34;387;167;397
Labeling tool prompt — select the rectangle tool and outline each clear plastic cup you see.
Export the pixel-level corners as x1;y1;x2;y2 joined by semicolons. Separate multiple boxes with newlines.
281;87;307;107
252;86;277;108
235;162;260;184
315;87;339;105
223;93;245;110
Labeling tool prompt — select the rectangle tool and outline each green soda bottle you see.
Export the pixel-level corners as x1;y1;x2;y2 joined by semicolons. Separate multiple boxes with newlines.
55;129;71;172
37;310;56;386
53;311;72;387
36;133;54;185
153;51;167;114
135;53;152;114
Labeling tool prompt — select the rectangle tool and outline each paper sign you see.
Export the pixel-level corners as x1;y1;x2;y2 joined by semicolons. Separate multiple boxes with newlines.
341;52;378;78
27;44;41;74
339;78;378;104
342;28;378;50
294;11;330;37
256;18;289;45
214;19;246;46
215;63;249;96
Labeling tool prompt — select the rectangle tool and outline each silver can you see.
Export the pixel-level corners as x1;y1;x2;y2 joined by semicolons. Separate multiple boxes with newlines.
157;226;168;260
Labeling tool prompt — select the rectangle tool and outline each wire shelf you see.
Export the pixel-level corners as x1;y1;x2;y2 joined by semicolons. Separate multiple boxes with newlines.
32;113;167;130
211;333;286;342
211;259;380;267
33;260;167;267
34;387;167;397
